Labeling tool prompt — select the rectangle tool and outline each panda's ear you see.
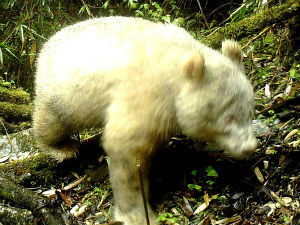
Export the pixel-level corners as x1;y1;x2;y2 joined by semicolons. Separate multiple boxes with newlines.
183;53;204;80
222;39;243;65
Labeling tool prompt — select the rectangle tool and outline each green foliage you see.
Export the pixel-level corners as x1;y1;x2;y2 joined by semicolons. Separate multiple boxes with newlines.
206;180;214;186
229;0;261;23
83;185;110;206
289;68;300;79
0;0;76;90
191;169;197;176
265;110;278;126
135;1;169;22
205;165;218;177
124;0;138;9
157;212;178;224
282;214;290;223
188;184;202;191
188;165;219;192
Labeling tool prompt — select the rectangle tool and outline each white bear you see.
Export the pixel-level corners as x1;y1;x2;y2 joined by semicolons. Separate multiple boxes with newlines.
33;17;257;225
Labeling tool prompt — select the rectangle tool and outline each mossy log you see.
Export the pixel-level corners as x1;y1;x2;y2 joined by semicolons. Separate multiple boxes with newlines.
0;177;65;225
205;0;300;48
0;133;107;186
0;154;108;188
0;86;31;104
0;135;108;224
0;154;61;185
0;204;34;225
0;84;32;124
0;102;32;122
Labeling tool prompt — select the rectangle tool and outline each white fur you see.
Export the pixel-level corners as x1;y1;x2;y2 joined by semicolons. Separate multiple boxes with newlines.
33;17;257;225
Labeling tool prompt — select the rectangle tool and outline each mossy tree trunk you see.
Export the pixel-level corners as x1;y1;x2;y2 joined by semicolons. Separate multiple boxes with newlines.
203;0;300;48
0;83;32;133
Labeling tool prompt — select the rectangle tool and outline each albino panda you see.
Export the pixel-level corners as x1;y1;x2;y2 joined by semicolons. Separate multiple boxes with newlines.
33;17;257;225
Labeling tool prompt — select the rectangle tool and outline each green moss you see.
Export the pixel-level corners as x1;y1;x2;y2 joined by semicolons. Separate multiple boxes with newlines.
0;86;31;104
203;0;300;48
0;102;32;122
18;121;32;130
0;154;59;186
0;204;34;225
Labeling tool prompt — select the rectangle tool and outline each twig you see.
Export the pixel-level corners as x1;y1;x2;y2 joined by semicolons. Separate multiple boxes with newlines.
136;158;150;225
81;131;103;144
196;0;210;29
97;190;108;209
270;191;293;215
242;26;271;49
63;175;87;191
207;27;221;37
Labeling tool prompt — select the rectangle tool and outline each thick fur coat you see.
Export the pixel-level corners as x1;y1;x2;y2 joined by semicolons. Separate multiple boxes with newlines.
33;17;257;225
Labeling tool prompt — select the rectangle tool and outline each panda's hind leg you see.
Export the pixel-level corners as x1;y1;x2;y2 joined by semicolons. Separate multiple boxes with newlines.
33;100;79;162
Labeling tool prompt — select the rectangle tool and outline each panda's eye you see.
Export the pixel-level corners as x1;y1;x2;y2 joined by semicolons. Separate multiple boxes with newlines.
225;115;235;124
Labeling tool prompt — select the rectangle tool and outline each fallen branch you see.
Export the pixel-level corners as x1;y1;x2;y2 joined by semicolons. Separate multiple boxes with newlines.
0;131;107;186
242;26;271;49
0;177;65;225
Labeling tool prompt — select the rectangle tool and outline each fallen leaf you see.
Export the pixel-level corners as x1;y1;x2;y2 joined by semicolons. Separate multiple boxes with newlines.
281;197;292;206
42;189;57;198
171;208;180;216
265;84;271;98
290;176;300;183
289;140;300;147
284;129;298;141
71;171;80;179
59;189;73;207
291;199;300;211
204;191;210;206
254;167;264;183
284;84;291;96
199;216;211;225
274;93;284;102
265;147;276;155
263;202;277;216
194;191;211;215
215;215;241;224
182;196;193;216
194;202;207;215
263;160;269;169
70;204;88;217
